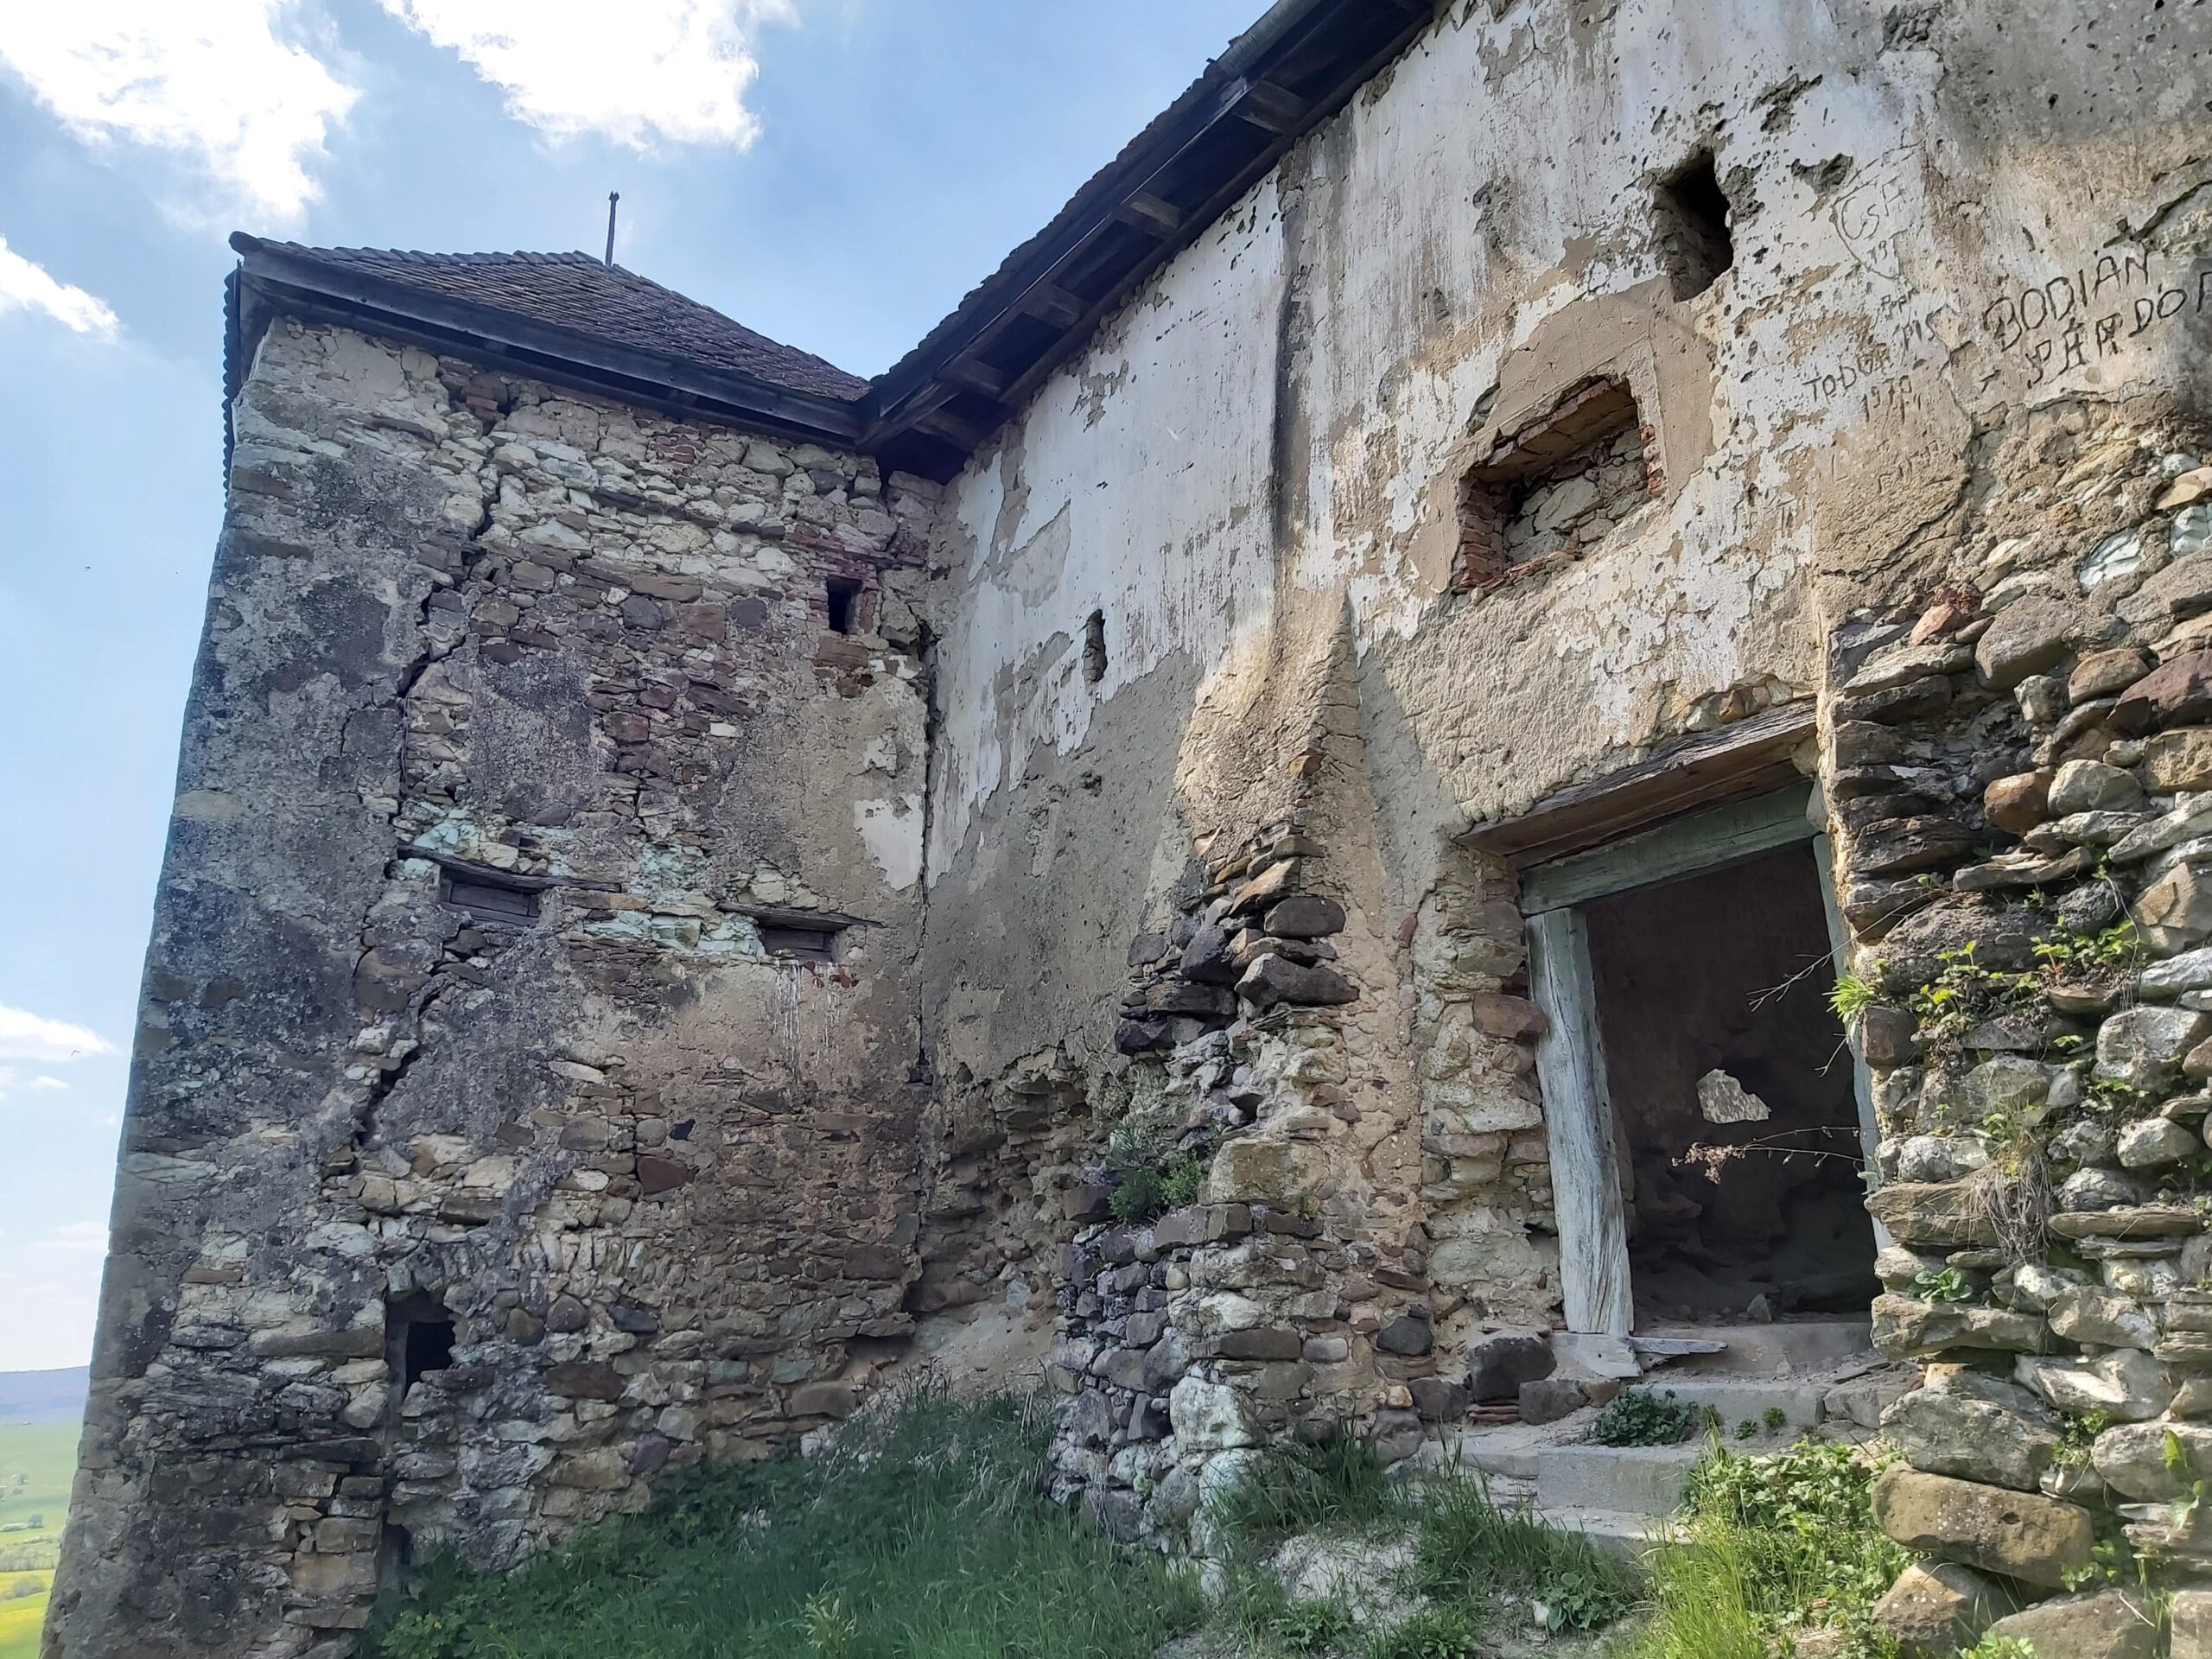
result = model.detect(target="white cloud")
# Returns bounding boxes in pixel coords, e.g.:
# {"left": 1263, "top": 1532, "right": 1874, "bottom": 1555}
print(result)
{"left": 0, "top": 1, "right": 359, "bottom": 220}
{"left": 0, "top": 1006, "right": 116, "bottom": 1065}
{"left": 0, "top": 237, "right": 118, "bottom": 339}
{"left": 380, "top": 0, "right": 795, "bottom": 150}
{"left": 28, "top": 1076, "right": 68, "bottom": 1091}
{"left": 0, "top": 1253, "right": 103, "bottom": 1368}
{"left": 37, "top": 1222, "right": 108, "bottom": 1255}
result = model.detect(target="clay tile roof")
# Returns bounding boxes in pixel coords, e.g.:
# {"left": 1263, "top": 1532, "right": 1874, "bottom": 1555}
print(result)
{"left": 242, "top": 240, "right": 868, "bottom": 404}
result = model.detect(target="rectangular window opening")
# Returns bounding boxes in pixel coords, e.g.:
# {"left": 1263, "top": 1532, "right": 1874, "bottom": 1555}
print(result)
{"left": 1457, "top": 378, "right": 1649, "bottom": 589}
{"left": 825, "top": 577, "right": 862, "bottom": 635}
{"left": 1656, "top": 149, "right": 1734, "bottom": 301}
{"left": 759, "top": 924, "right": 841, "bottom": 963}
{"left": 441, "top": 870, "right": 540, "bottom": 924}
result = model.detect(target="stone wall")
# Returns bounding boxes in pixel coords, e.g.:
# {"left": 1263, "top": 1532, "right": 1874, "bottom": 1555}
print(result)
{"left": 1824, "top": 407, "right": 2212, "bottom": 1644}
{"left": 48, "top": 320, "right": 939, "bottom": 1658}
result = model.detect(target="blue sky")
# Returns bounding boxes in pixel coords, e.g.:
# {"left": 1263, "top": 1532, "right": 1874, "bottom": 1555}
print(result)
{"left": 0, "top": 0, "right": 1255, "bottom": 1372}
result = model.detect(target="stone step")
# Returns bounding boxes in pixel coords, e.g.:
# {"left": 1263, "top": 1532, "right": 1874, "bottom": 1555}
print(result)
{"left": 1632, "top": 1378, "right": 1829, "bottom": 1433}
{"left": 1532, "top": 1504, "right": 1665, "bottom": 1561}
{"left": 1535, "top": 1442, "right": 1707, "bottom": 1516}
{"left": 1428, "top": 1432, "right": 1541, "bottom": 1482}
{"left": 1631, "top": 1320, "right": 1873, "bottom": 1377}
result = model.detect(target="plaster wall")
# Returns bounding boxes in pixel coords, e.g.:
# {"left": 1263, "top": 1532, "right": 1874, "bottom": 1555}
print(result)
{"left": 919, "top": 0, "right": 2212, "bottom": 1548}
{"left": 925, "top": 0, "right": 2212, "bottom": 1084}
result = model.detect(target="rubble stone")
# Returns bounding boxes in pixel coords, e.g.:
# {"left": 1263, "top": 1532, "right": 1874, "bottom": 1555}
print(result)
{"left": 1982, "top": 1591, "right": 2157, "bottom": 1658}
{"left": 1870, "top": 1466, "right": 2094, "bottom": 1587}
{"left": 1880, "top": 1372, "right": 2063, "bottom": 1491}
{"left": 1871, "top": 1560, "right": 2000, "bottom": 1659}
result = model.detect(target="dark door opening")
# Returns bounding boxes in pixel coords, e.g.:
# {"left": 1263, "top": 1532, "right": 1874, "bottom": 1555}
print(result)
{"left": 1580, "top": 843, "right": 1876, "bottom": 1325}
{"left": 387, "top": 1291, "right": 455, "bottom": 1394}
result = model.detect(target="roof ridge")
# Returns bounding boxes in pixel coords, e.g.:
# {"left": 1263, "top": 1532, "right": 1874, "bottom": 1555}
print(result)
{"left": 236, "top": 233, "right": 868, "bottom": 404}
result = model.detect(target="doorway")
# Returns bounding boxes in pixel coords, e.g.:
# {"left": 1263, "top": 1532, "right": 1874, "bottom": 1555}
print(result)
{"left": 1522, "top": 788, "right": 1878, "bottom": 1335}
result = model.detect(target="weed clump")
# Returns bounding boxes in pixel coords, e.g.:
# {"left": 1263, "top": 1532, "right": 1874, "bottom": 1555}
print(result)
{"left": 1591, "top": 1388, "right": 1711, "bottom": 1447}
{"left": 1408, "top": 1462, "right": 1637, "bottom": 1636}
{"left": 1207, "top": 1439, "right": 1637, "bottom": 1652}
{"left": 1211, "top": 1432, "right": 1402, "bottom": 1546}
{"left": 1619, "top": 1438, "right": 1905, "bottom": 1658}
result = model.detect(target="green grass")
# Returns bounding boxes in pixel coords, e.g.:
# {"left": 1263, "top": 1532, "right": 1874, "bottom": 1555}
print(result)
{"left": 369, "top": 1390, "right": 1203, "bottom": 1659}
{"left": 0, "top": 1586, "right": 47, "bottom": 1659}
{"left": 0, "top": 1421, "right": 75, "bottom": 1535}
{"left": 366, "top": 1399, "right": 1910, "bottom": 1659}
{"left": 1206, "top": 1437, "right": 1637, "bottom": 1656}
{"left": 1406, "top": 1460, "right": 1637, "bottom": 1641}
{"left": 0, "top": 1418, "right": 78, "bottom": 1659}
{"left": 1211, "top": 1432, "right": 1403, "bottom": 1547}
{"left": 1611, "top": 1439, "right": 1906, "bottom": 1659}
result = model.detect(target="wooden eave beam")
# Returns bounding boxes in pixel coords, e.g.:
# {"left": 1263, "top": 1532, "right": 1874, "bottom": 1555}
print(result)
{"left": 1117, "top": 192, "right": 1185, "bottom": 236}
{"left": 1466, "top": 702, "right": 1818, "bottom": 868}
{"left": 1232, "top": 79, "right": 1311, "bottom": 135}
{"left": 915, "top": 406, "right": 989, "bottom": 451}
{"left": 863, "top": 0, "right": 1438, "bottom": 466}
{"left": 940, "top": 358, "right": 1009, "bottom": 398}
{"left": 1016, "top": 283, "right": 1089, "bottom": 330}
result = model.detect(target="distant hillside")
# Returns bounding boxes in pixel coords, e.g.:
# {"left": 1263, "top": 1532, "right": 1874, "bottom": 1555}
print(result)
{"left": 0, "top": 1371, "right": 87, "bottom": 1426}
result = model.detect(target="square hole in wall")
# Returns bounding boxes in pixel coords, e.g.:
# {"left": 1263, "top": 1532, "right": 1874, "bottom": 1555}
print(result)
{"left": 1655, "top": 149, "right": 1734, "bottom": 301}
{"left": 1456, "top": 378, "right": 1652, "bottom": 590}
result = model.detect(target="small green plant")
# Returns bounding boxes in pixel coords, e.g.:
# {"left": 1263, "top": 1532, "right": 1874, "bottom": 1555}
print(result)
{"left": 2166, "top": 1429, "right": 2208, "bottom": 1528}
{"left": 1213, "top": 1559, "right": 1294, "bottom": 1643}
{"left": 2033, "top": 919, "right": 2141, "bottom": 978}
{"left": 1364, "top": 1605, "right": 1485, "bottom": 1659}
{"left": 2060, "top": 1521, "right": 2141, "bottom": 1592}
{"left": 376, "top": 1612, "right": 463, "bottom": 1659}
{"left": 1162, "top": 1150, "right": 1205, "bottom": 1207}
{"left": 1592, "top": 1388, "right": 1708, "bottom": 1447}
{"left": 1106, "top": 1130, "right": 1210, "bottom": 1223}
{"left": 1958, "top": 1637, "right": 2034, "bottom": 1659}
{"left": 1907, "top": 941, "right": 2043, "bottom": 1056}
{"left": 2091, "top": 1076, "right": 2148, "bottom": 1109}
{"left": 1912, "top": 1265, "right": 1977, "bottom": 1303}
{"left": 1736, "top": 1418, "right": 1758, "bottom": 1440}
{"left": 1762, "top": 1405, "right": 1788, "bottom": 1434}
{"left": 1405, "top": 1459, "right": 1636, "bottom": 1637}
{"left": 802, "top": 1592, "right": 857, "bottom": 1658}
{"left": 2054, "top": 1408, "right": 2113, "bottom": 1469}
{"left": 1827, "top": 971, "right": 1875, "bottom": 1029}
{"left": 1274, "top": 1597, "right": 1355, "bottom": 1651}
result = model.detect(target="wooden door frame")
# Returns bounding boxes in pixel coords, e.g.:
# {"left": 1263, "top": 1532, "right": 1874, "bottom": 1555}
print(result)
{"left": 1516, "top": 785, "right": 1877, "bottom": 1336}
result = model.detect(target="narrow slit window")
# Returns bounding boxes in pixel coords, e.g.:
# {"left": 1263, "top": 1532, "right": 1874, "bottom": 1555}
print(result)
{"left": 1083, "top": 609, "right": 1107, "bottom": 684}
{"left": 825, "top": 577, "right": 862, "bottom": 635}
{"left": 1655, "top": 149, "right": 1734, "bottom": 300}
